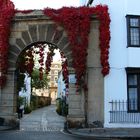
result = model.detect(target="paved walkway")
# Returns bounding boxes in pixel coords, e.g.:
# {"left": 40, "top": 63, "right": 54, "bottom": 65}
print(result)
{"left": 20, "top": 105, "right": 65, "bottom": 131}
{"left": 20, "top": 105, "right": 140, "bottom": 139}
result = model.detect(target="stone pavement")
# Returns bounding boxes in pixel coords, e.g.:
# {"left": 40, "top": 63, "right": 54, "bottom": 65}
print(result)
{"left": 68, "top": 128, "right": 140, "bottom": 139}
{"left": 20, "top": 104, "right": 65, "bottom": 131}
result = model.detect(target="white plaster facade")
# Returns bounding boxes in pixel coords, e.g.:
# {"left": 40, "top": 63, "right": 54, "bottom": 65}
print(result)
{"left": 80, "top": 0, "right": 140, "bottom": 128}
{"left": 57, "top": 71, "right": 66, "bottom": 98}
{"left": 19, "top": 73, "right": 31, "bottom": 106}
{"left": 57, "top": 71, "right": 76, "bottom": 98}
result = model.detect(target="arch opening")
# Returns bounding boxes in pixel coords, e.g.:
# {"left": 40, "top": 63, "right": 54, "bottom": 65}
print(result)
{"left": 15, "top": 41, "right": 70, "bottom": 130}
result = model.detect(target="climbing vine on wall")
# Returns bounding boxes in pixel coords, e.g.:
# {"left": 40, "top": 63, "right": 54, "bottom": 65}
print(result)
{"left": 0, "top": 0, "right": 15, "bottom": 88}
{"left": 60, "top": 51, "right": 69, "bottom": 89}
{"left": 44, "top": 5, "right": 111, "bottom": 87}
{"left": 17, "top": 43, "right": 69, "bottom": 88}
{"left": 45, "top": 46, "right": 56, "bottom": 75}
{"left": 0, "top": 1, "right": 110, "bottom": 88}
{"left": 18, "top": 43, "right": 57, "bottom": 81}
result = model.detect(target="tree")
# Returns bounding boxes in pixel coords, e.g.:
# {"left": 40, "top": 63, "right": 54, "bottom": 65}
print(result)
{"left": 17, "top": 72, "right": 25, "bottom": 92}
{"left": 31, "top": 68, "right": 49, "bottom": 89}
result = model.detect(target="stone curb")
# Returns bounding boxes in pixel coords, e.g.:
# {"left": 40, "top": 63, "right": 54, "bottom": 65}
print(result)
{"left": 66, "top": 129, "right": 140, "bottom": 139}
{"left": 0, "top": 125, "right": 19, "bottom": 131}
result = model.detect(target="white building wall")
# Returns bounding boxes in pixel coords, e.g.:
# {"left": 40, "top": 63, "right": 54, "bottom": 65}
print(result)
{"left": 19, "top": 74, "right": 31, "bottom": 106}
{"left": 57, "top": 72, "right": 66, "bottom": 98}
{"left": 81, "top": 0, "right": 140, "bottom": 127}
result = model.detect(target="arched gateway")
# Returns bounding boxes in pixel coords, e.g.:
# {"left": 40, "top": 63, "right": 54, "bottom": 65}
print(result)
{"left": 0, "top": 10, "right": 105, "bottom": 127}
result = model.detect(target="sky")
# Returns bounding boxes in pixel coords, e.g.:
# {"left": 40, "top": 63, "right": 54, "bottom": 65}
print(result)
{"left": 11, "top": 0, "right": 80, "bottom": 10}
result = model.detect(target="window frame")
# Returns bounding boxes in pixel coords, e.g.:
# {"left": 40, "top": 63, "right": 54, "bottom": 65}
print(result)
{"left": 126, "top": 67, "right": 140, "bottom": 113}
{"left": 126, "top": 15, "right": 140, "bottom": 47}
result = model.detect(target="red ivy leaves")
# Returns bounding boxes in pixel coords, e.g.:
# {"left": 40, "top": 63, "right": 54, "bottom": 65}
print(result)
{"left": 38, "top": 44, "right": 44, "bottom": 80}
{"left": 0, "top": 4, "right": 110, "bottom": 88}
{"left": 44, "top": 5, "right": 111, "bottom": 86}
{"left": 0, "top": 0, "right": 15, "bottom": 88}
{"left": 93, "top": 5, "right": 111, "bottom": 76}
{"left": 25, "top": 49, "right": 34, "bottom": 75}
{"left": 0, "top": 75, "right": 6, "bottom": 88}
{"left": 60, "top": 52, "right": 69, "bottom": 88}
{"left": 18, "top": 44, "right": 56, "bottom": 81}
{"left": 45, "top": 47, "right": 55, "bottom": 75}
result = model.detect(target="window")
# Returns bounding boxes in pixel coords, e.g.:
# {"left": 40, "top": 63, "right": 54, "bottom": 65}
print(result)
{"left": 55, "top": 77, "right": 58, "bottom": 82}
{"left": 126, "top": 68, "right": 140, "bottom": 112}
{"left": 54, "top": 70, "right": 58, "bottom": 75}
{"left": 127, "top": 15, "right": 140, "bottom": 47}
{"left": 51, "top": 70, "right": 54, "bottom": 74}
{"left": 54, "top": 65, "right": 58, "bottom": 68}
{"left": 51, "top": 76, "right": 54, "bottom": 81}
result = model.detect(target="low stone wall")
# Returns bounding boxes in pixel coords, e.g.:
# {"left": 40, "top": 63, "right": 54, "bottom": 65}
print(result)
{"left": 31, "top": 95, "right": 51, "bottom": 109}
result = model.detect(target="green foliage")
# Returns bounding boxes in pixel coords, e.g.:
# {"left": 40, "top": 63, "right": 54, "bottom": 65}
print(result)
{"left": 31, "top": 68, "right": 49, "bottom": 89}
{"left": 17, "top": 96, "right": 25, "bottom": 107}
{"left": 56, "top": 98, "right": 62, "bottom": 115}
{"left": 56, "top": 98, "right": 68, "bottom": 116}
{"left": 38, "top": 98, "right": 46, "bottom": 108}
{"left": 45, "top": 97, "right": 51, "bottom": 106}
{"left": 30, "top": 95, "right": 51, "bottom": 109}
{"left": 17, "top": 73, "right": 25, "bottom": 92}
{"left": 24, "top": 106, "right": 32, "bottom": 114}
{"left": 30, "top": 95, "right": 39, "bottom": 110}
{"left": 63, "top": 104, "right": 68, "bottom": 116}
{"left": 16, "top": 51, "right": 26, "bottom": 73}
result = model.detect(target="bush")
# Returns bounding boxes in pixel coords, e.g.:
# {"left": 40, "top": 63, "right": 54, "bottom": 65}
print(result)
{"left": 38, "top": 98, "right": 45, "bottom": 108}
{"left": 17, "top": 96, "right": 25, "bottom": 107}
{"left": 56, "top": 98, "right": 68, "bottom": 116}
{"left": 56, "top": 98, "right": 62, "bottom": 115}
{"left": 44, "top": 97, "right": 51, "bottom": 106}
{"left": 31, "top": 95, "right": 38, "bottom": 110}
{"left": 63, "top": 104, "right": 68, "bottom": 116}
{"left": 24, "top": 106, "right": 32, "bottom": 114}
{"left": 30, "top": 95, "right": 52, "bottom": 110}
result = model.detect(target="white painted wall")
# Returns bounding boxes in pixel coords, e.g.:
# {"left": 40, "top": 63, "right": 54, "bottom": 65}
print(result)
{"left": 57, "top": 72, "right": 76, "bottom": 98}
{"left": 57, "top": 71, "right": 66, "bottom": 98}
{"left": 80, "top": 0, "right": 140, "bottom": 128}
{"left": 19, "top": 73, "right": 31, "bottom": 106}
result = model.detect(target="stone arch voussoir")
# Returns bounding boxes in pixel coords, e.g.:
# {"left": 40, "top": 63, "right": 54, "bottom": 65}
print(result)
{"left": 9, "top": 22, "right": 73, "bottom": 70}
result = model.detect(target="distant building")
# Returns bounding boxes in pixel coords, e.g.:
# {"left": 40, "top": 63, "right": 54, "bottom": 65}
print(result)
{"left": 32, "top": 88, "right": 49, "bottom": 97}
{"left": 48, "top": 61, "right": 62, "bottom": 102}
{"left": 32, "top": 61, "right": 62, "bottom": 101}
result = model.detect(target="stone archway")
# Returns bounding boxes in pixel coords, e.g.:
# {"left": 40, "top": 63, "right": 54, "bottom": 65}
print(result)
{"left": 0, "top": 11, "right": 104, "bottom": 127}
{"left": 0, "top": 11, "right": 83, "bottom": 125}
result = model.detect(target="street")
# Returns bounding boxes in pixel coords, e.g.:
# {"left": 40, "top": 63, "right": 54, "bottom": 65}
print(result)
{"left": 20, "top": 104, "right": 65, "bottom": 131}
{"left": 0, "top": 105, "right": 130, "bottom": 140}
{"left": 0, "top": 131, "right": 91, "bottom": 140}
{"left": 0, "top": 105, "right": 91, "bottom": 140}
